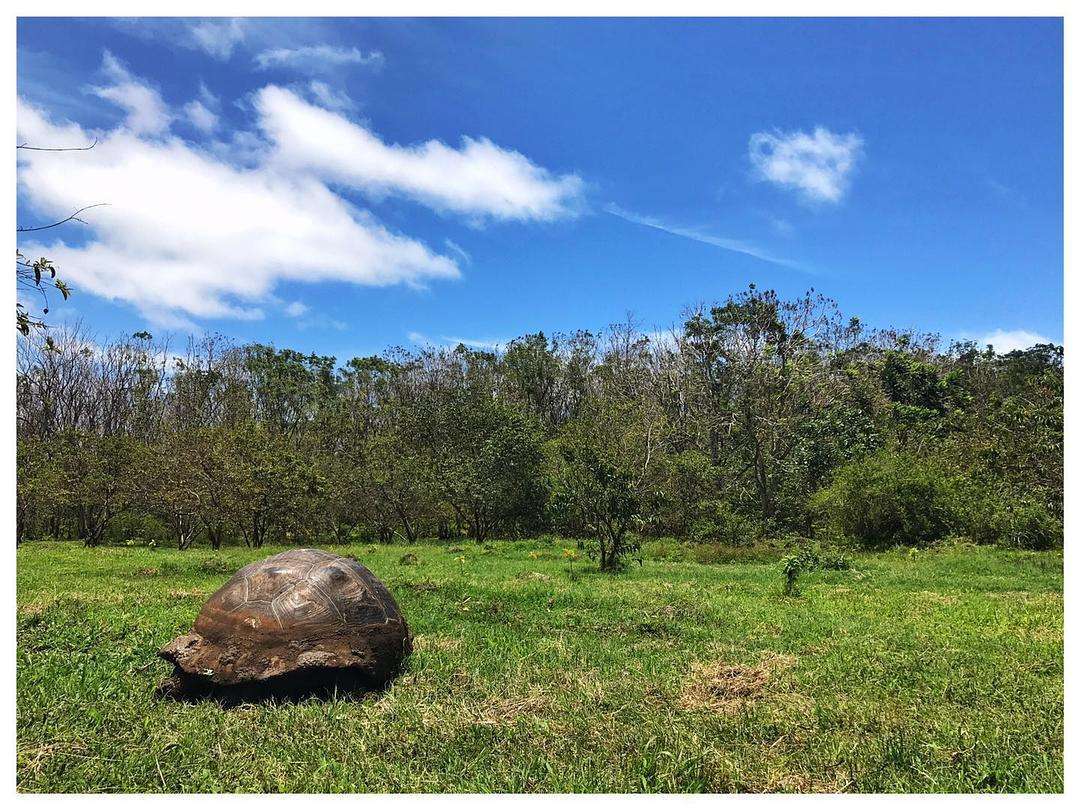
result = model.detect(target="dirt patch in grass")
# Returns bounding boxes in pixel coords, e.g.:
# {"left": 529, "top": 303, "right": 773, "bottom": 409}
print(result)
{"left": 680, "top": 651, "right": 796, "bottom": 713}
{"left": 136, "top": 567, "right": 160, "bottom": 577}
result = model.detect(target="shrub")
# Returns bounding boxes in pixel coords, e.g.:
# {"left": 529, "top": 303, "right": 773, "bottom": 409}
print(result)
{"left": 943, "top": 477, "right": 1062, "bottom": 550}
{"left": 547, "top": 436, "right": 642, "bottom": 572}
{"left": 946, "top": 481, "right": 1008, "bottom": 546}
{"left": 780, "top": 543, "right": 852, "bottom": 596}
{"left": 811, "top": 452, "right": 955, "bottom": 549}
{"left": 997, "top": 499, "right": 1062, "bottom": 550}
{"left": 197, "top": 557, "right": 232, "bottom": 574}
{"left": 781, "top": 552, "right": 812, "bottom": 596}
{"left": 688, "top": 500, "right": 760, "bottom": 546}
{"left": 645, "top": 540, "right": 675, "bottom": 560}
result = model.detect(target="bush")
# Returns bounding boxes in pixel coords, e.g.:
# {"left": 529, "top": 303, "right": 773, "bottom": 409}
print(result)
{"left": 197, "top": 557, "right": 232, "bottom": 574}
{"left": 688, "top": 500, "right": 760, "bottom": 546}
{"left": 780, "top": 543, "right": 851, "bottom": 596}
{"left": 813, "top": 451, "right": 1063, "bottom": 551}
{"left": 691, "top": 543, "right": 782, "bottom": 565}
{"left": 944, "top": 478, "right": 1062, "bottom": 550}
{"left": 811, "top": 452, "right": 955, "bottom": 549}
{"left": 997, "top": 499, "right": 1062, "bottom": 550}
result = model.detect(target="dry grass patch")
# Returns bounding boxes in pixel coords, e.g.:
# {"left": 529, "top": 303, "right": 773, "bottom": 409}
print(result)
{"left": 514, "top": 571, "right": 552, "bottom": 582}
{"left": 473, "top": 690, "right": 554, "bottom": 727}
{"left": 166, "top": 589, "right": 207, "bottom": 600}
{"left": 18, "top": 740, "right": 99, "bottom": 780}
{"left": 17, "top": 602, "right": 48, "bottom": 618}
{"left": 412, "top": 634, "right": 462, "bottom": 653}
{"left": 915, "top": 590, "right": 958, "bottom": 605}
{"left": 680, "top": 651, "right": 796, "bottom": 713}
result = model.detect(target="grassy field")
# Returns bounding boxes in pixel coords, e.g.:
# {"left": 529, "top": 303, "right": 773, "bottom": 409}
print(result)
{"left": 16, "top": 539, "right": 1063, "bottom": 793}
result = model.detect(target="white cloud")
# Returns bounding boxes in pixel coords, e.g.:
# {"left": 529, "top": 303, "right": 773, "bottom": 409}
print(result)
{"left": 89, "top": 51, "right": 171, "bottom": 135}
{"left": 254, "top": 45, "right": 384, "bottom": 73}
{"left": 255, "top": 86, "right": 584, "bottom": 222}
{"left": 109, "top": 18, "right": 245, "bottom": 62}
{"left": 183, "top": 100, "right": 218, "bottom": 133}
{"left": 408, "top": 331, "right": 505, "bottom": 351}
{"left": 443, "top": 239, "right": 471, "bottom": 264}
{"left": 749, "top": 126, "right": 863, "bottom": 204}
{"left": 189, "top": 19, "right": 245, "bottom": 60}
{"left": 17, "top": 98, "right": 459, "bottom": 326}
{"left": 305, "top": 80, "right": 355, "bottom": 111}
{"left": 284, "top": 301, "right": 310, "bottom": 318}
{"left": 645, "top": 328, "right": 680, "bottom": 351}
{"left": 183, "top": 83, "right": 222, "bottom": 133}
{"left": 604, "top": 203, "right": 802, "bottom": 270}
{"left": 17, "top": 57, "right": 582, "bottom": 328}
{"left": 443, "top": 335, "right": 506, "bottom": 350}
{"left": 977, "top": 329, "right": 1055, "bottom": 354}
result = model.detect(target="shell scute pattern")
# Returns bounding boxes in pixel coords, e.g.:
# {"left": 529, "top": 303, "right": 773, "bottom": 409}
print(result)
{"left": 160, "top": 548, "right": 412, "bottom": 691}
{"left": 214, "top": 550, "right": 391, "bottom": 635}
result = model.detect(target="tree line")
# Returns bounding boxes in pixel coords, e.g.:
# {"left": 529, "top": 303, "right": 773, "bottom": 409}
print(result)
{"left": 16, "top": 286, "right": 1063, "bottom": 568}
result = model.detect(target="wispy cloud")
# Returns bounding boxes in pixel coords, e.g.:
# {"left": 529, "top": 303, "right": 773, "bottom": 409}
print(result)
{"left": 408, "top": 331, "right": 506, "bottom": 351}
{"left": 604, "top": 204, "right": 803, "bottom": 271}
{"left": 189, "top": 18, "right": 246, "bottom": 60}
{"left": 110, "top": 18, "right": 247, "bottom": 62}
{"left": 182, "top": 82, "right": 221, "bottom": 134}
{"left": 284, "top": 301, "right": 310, "bottom": 318}
{"left": 295, "top": 315, "right": 348, "bottom": 332}
{"left": 89, "top": 51, "right": 171, "bottom": 135}
{"left": 767, "top": 215, "right": 794, "bottom": 237}
{"left": 305, "top": 80, "right": 355, "bottom": 111}
{"left": 749, "top": 126, "right": 863, "bottom": 204}
{"left": 443, "top": 239, "right": 471, "bottom": 264}
{"left": 254, "top": 44, "right": 384, "bottom": 74}
{"left": 183, "top": 85, "right": 219, "bottom": 133}
{"left": 183, "top": 100, "right": 217, "bottom": 132}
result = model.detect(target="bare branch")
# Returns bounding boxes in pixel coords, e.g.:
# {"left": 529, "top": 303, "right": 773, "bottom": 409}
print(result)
{"left": 17, "top": 204, "right": 109, "bottom": 233}
{"left": 17, "top": 139, "right": 99, "bottom": 152}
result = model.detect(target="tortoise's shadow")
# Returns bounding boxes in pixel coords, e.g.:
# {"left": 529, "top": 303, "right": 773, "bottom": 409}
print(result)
{"left": 156, "top": 666, "right": 398, "bottom": 708}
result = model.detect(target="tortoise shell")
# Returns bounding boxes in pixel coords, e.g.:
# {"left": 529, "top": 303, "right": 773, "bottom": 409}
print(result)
{"left": 159, "top": 549, "right": 411, "bottom": 691}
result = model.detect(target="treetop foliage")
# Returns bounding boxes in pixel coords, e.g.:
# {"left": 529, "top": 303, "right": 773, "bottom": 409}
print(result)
{"left": 16, "top": 286, "right": 1063, "bottom": 564}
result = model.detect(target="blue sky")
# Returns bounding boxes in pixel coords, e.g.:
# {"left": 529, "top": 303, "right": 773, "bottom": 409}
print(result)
{"left": 17, "top": 17, "right": 1063, "bottom": 357}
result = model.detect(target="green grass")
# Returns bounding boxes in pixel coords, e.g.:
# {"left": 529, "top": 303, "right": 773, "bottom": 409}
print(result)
{"left": 17, "top": 539, "right": 1063, "bottom": 793}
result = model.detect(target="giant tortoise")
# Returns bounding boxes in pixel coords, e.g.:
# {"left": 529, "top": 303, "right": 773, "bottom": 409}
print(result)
{"left": 159, "top": 548, "right": 412, "bottom": 700}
